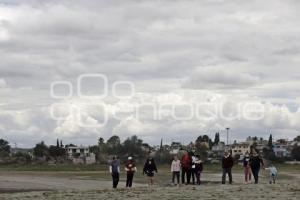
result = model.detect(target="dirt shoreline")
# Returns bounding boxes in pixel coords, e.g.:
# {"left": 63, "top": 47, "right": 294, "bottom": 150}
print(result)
{"left": 0, "top": 173, "right": 299, "bottom": 199}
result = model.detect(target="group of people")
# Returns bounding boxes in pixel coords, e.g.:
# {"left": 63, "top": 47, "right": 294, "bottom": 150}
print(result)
{"left": 172, "top": 152, "right": 203, "bottom": 186}
{"left": 109, "top": 156, "right": 158, "bottom": 189}
{"left": 222, "top": 150, "right": 277, "bottom": 184}
{"left": 109, "top": 150, "right": 277, "bottom": 189}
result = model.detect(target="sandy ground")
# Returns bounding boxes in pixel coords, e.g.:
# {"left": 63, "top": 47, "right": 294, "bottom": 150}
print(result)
{"left": 0, "top": 172, "right": 299, "bottom": 200}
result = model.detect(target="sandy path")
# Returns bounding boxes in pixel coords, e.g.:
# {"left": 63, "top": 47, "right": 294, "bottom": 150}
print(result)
{"left": 0, "top": 175, "right": 145, "bottom": 192}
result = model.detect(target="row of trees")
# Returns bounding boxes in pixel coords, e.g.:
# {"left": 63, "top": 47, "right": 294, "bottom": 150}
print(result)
{"left": 33, "top": 139, "right": 66, "bottom": 159}
{"left": 1, "top": 134, "right": 300, "bottom": 164}
{"left": 90, "top": 135, "right": 148, "bottom": 163}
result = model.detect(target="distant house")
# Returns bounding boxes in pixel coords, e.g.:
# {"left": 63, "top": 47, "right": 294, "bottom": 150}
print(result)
{"left": 231, "top": 142, "right": 251, "bottom": 157}
{"left": 65, "top": 145, "right": 96, "bottom": 164}
{"left": 170, "top": 142, "right": 181, "bottom": 155}
{"left": 211, "top": 142, "right": 225, "bottom": 157}
{"left": 273, "top": 144, "right": 291, "bottom": 158}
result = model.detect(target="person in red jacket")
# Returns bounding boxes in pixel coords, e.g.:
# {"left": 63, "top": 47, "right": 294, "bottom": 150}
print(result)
{"left": 181, "top": 151, "right": 192, "bottom": 185}
{"left": 221, "top": 151, "right": 234, "bottom": 184}
{"left": 125, "top": 157, "right": 137, "bottom": 188}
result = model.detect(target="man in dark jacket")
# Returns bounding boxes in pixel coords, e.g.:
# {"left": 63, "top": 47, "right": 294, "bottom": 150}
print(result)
{"left": 143, "top": 156, "right": 158, "bottom": 187}
{"left": 109, "top": 156, "right": 120, "bottom": 189}
{"left": 250, "top": 151, "right": 264, "bottom": 184}
{"left": 222, "top": 152, "right": 234, "bottom": 184}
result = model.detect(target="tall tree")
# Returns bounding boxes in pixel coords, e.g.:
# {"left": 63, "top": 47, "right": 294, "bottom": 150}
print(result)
{"left": 56, "top": 139, "right": 59, "bottom": 148}
{"left": 268, "top": 134, "right": 273, "bottom": 148}
{"left": 214, "top": 132, "right": 220, "bottom": 145}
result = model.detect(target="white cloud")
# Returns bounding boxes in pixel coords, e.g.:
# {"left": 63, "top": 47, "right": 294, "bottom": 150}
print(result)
{"left": 183, "top": 66, "right": 260, "bottom": 89}
{"left": 0, "top": 0, "right": 300, "bottom": 147}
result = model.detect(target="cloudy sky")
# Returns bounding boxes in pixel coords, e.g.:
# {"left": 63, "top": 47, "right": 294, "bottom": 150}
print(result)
{"left": 0, "top": 0, "right": 300, "bottom": 148}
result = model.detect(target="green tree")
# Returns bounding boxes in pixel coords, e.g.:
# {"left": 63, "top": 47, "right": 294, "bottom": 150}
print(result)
{"left": 0, "top": 138, "right": 10, "bottom": 157}
{"left": 56, "top": 139, "right": 59, "bottom": 148}
{"left": 49, "top": 145, "right": 65, "bottom": 158}
{"left": 121, "top": 135, "right": 144, "bottom": 159}
{"left": 33, "top": 141, "right": 49, "bottom": 158}
{"left": 291, "top": 146, "right": 300, "bottom": 161}
{"left": 106, "top": 135, "right": 121, "bottom": 155}
{"left": 214, "top": 132, "right": 220, "bottom": 145}
{"left": 293, "top": 135, "right": 300, "bottom": 142}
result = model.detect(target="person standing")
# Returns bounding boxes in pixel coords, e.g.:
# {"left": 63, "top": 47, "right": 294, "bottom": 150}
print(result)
{"left": 222, "top": 152, "right": 234, "bottom": 184}
{"left": 191, "top": 154, "right": 197, "bottom": 185}
{"left": 181, "top": 151, "right": 192, "bottom": 185}
{"left": 250, "top": 151, "right": 264, "bottom": 184}
{"left": 194, "top": 155, "right": 203, "bottom": 185}
{"left": 265, "top": 164, "right": 278, "bottom": 184}
{"left": 143, "top": 156, "right": 158, "bottom": 187}
{"left": 125, "top": 157, "right": 137, "bottom": 188}
{"left": 109, "top": 156, "right": 120, "bottom": 189}
{"left": 243, "top": 151, "right": 252, "bottom": 184}
{"left": 171, "top": 155, "right": 181, "bottom": 186}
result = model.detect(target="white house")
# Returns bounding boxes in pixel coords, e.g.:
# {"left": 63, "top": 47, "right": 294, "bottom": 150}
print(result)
{"left": 65, "top": 145, "right": 96, "bottom": 164}
{"left": 273, "top": 144, "right": 290, "bottom": 158}
{"left": 231, "top": 142, "right": 251, "bottom": 157}
{"left": 211, "top": 142, "right": 226, "bottom": 157}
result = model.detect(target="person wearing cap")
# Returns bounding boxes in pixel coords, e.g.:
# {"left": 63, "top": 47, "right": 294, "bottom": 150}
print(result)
{"left": 221, "top": 151, "right": 234, "bottom": 184}
{"left": 109, "top": 156, "right": 120, "bottom": 189}
{"left": 125, "top": 156, "right": 137, "bottom": 188}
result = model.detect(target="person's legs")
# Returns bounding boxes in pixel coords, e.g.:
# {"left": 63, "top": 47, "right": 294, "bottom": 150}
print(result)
{"left": 228, "top": 168, "right": 232, "bottom": 184}
{"left": 248, "top": 167, "right": 252, "bottom": 181}
{"left": 191, "top": 169, "right": 195, "bottom": 184}
{"left": 256, "top": 168, "right": 260, "bottom": 184}
{"left": 112, "top": 173, "right": 116, "bottom": 188}
{"left": 112, "top": 172, "right": 119, "bottom": 188}
{"left": 252, "top": 167, "right": 259, "bottom": 184}
{"left": 222, "top": 168, "right": 227, "bottom": 184}
{"left": 196, "top": 172, "right": 201, "bottom": 185}
{"left": 187, "top": 169, "right": 191, "bottom": 184}
{"left": 272, "top": 174, "right": 276, "bottom": 184}
{"left": 126, "top": 173, "right": 130, "bottom": 187}
{"left": 176, "top": 172, "right": 180, "bottom": 185}
{"left": 181, "top": 168, "right": 186, "bottom": 184}
{"left": 172, "top": 172, "right": 176, "bottom": 184}
{"left": 244, "top": 167, "right": 248, "bottom": 182}
{"left": 128, "top": 173, "right": 134, "bottom": 187}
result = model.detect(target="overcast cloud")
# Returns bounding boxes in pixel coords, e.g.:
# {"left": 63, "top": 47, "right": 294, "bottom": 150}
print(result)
{"left": 0, "top": 0, "right": 300, "bottom": 147}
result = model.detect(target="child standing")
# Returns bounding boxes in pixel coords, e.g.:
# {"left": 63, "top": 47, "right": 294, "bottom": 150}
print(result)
{"left": 171, "top": 155, "right": 181, "bottom": 186}
{"left": 265, "top": 165, "right": 278, "bottom": 184}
